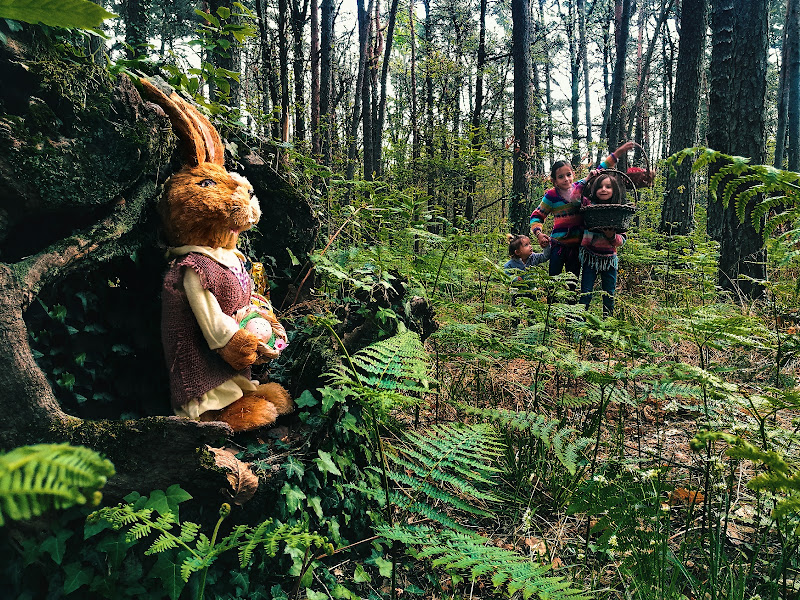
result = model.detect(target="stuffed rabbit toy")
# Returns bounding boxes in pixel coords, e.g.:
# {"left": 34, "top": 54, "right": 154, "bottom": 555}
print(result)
{"left": 140, "top": 77, "right": 292, "bottom": 432}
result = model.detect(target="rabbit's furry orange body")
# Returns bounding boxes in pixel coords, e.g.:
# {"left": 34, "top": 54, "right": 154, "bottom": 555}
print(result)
{"left": 142, "top": 78, "right": 292, "bottom": 432}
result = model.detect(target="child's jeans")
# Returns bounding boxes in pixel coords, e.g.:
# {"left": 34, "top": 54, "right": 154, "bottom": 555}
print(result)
{"left": 549, "top": 243, "right": 581, "bottom": 301}
{"left": 580, "top": 265, "right": 617, "bottom": 317}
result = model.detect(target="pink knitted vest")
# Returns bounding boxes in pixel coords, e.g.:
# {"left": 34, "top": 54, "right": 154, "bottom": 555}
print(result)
{"left": 161, "top": 253, "right": 252, "bottom": 410}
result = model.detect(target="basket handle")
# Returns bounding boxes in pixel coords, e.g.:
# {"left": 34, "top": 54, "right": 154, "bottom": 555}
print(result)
{"left": 585, "top": 167, "right": 639, "bottom": 205}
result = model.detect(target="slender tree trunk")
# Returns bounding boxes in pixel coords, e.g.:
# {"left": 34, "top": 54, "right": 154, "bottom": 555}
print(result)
{"left": 345, "top": 0, "right": 374, "bottom": 184}
{"left": 423, "top": 0, "right": 435, "bottom": 209}
{"left": 256, "top": 0, "right": 281, "bottom": 139}
{"left": 511, "top": 0, "right": 532, "bottom": 234}
{"left": 409, "top": 0, "right": 420, "bottom": 164}
{"left": 278, "top": 0, "right": 291, "bottom": 142}
{"left": 124, "top": 0, "right": 149, "bottom": 59}
{"left": 625, "top": 0, "right": 673, "bottom": 142}
{"left": 607, "top": 0, "right": 631, "bottom": 151}
{"left": 208, "top": 0, "right": 241, "bottom": 107}
{"left": 598, "top": 2, "right": 613, "bottom": 164}
{"left": 578, "top": 0, "right": 591, "bottom": 150}
{"left": 786, "top": 0, "right": 800, "bottom": 170}
{"left": 659, "top": 0, "right": 708, "bottom": 235}
{"left": 567, "top": 0, "right": 581, "bottom": 166}
{"left": 775, "top": 5, "right": 791, "bottom": 170}
{"left": 321, "top": 0, "right": 334, "bottom": 167}
{"left": 539, "top": 0, "right": 554, "bottom": 162}
{"left": 465, "top": 0, "right": 487, "bottom": 222}
{"left": 376, "top": 0, "right": 401, "bottom": 177}
{"left": 311, "top": 0, "right": 321, "bottom": 157}
{"left": 291, "top": 0, "right": 309, "bottom": 144}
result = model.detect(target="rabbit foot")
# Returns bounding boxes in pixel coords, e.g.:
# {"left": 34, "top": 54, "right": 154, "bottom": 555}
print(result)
{"left": 199, "top": 394, "right": 278, "bottom": 432}
{"left": 254, "top": 383, "right": 293, "bottom": 416}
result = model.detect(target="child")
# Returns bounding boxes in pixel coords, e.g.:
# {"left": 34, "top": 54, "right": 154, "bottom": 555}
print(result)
{"left": 579, "top": 173, "right": 626, "bottom": 317}
{"left": 529, "top": 141, "right": 635, "bottom": 286}
{"left": 503, "top": 234, "right": 550, "bottom": 271}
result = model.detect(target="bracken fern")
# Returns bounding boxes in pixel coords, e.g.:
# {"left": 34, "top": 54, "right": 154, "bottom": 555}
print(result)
{"left": 0, "top": 443, "right": 114, "bottom": 525}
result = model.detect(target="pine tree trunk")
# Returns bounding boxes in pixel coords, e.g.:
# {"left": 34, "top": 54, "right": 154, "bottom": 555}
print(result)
{"left": 320, "top": 0, "right": 334, "bottom": 167}
{"left": 376, "top": 0, "right": 401, "bottom": 178}
{"left": 786, "top": 0, "right": 800, "bottom": 170}
{"left": 466, "top": 0, "right": 487, "bottom": 222}
{"left": 708, "top": 0, "right": 768, "bottom": 299}
{"left": 511, "top": 0, "right": 532, "bottom": 234}
{"left": 659, "top": 0, "right": 708, "bottom": 235}
{"left": 607, "top": 0, "right": 631, "bottom": 150}
{"left": 124, "top": 0, "right": 149, "bottom": 59}
{"left": 311, "top": 0, "right": 321, "bottom": 157}
{"left": 578, "top": 0, "right": 591, "bottom": 149}
{"left": 291, "top": 0, "right": 309, "bottom": 144}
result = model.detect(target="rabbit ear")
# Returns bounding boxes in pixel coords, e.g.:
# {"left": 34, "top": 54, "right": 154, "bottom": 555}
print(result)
{"left": 139, "top": 78, "right": 224, "bottom": 166}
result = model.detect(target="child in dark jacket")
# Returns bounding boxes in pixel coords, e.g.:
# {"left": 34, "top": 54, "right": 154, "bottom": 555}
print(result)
{"left": 503, "top": 234, "right": 551, "bottom": 271}
{"left": 579, "top": 173, "right": 626, "bottom": 317}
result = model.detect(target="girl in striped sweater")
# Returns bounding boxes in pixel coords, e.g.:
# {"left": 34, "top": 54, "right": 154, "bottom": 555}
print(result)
{"left": 529, "top": 142, "right": 634, "bottom": 295}
{"left": 579, "top": 173, "right": 626, "bottom": 317}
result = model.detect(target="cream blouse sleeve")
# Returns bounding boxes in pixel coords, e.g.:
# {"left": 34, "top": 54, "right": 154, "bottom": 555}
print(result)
{"left": 183, "top": 268, "right": 240, "bottom": 350}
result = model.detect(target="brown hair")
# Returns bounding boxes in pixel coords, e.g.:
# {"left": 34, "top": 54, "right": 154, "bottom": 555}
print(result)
{"left": 506, "top": 233, "right": 530, "bottom": 257}
{"left": 588, "top": 173, "right": 622, "bottom": 205}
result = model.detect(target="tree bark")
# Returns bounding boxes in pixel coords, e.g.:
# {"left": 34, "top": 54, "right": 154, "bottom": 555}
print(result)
{"left": 466, "top": 0, "right": 487, "bottom": 222}
{"left": 786, "top": 0, "right": 800, "bottom": 170}
{"left": 707, "top": 0, "right": 768, "bottom": 299}
{"left": 578, "top": 0, "right": 591, "bottom": 149}
{"left": 291, "top": 0, "right": 309, "bottom": 144}
{"left": 375, "top": 0, "right": 401, "bottom": 178}
{"left": 607, "top": 0, "right": 631, "bottom": 151}
{"left": 659, "top": 0, "right": 708, "bottom": 235}
{"left": 511, "top": 0, "right": 532, "bottom": 235}
{"left": 124, "top": 0, "right": 149, "bottom": 59}
{"left": 320, "top": 0, "right": 334, "bottom": 167}
{"left": 345, "top": 0, "right": 375, "bottom": 185}
{"left": 311, "top": 0, "right": 321, "bottom": 157}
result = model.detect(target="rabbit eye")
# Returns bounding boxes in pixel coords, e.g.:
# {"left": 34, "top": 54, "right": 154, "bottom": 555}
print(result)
{"left": 197, "top": 178, "right": 216, "bottom": 188}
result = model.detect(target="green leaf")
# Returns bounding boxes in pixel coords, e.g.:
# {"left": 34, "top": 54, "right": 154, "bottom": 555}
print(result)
{"left": 62, "top": 561, "right": 92, "bottom": 595}
{"left": 306, "top": 589, "right": 329, "bottom": 600}
{"left": 149, "top": 552, "right": 188, "bottom": 600}
{"left": 283, "top": 455, "right": 305, "bottom": 480}
{"left": 40, "top": 529, "right": 73, "bottom": 565}
{"left": 353, "top": 564, "right": 371, "bottom": 583}
{"left": 314, "top": 449, "right": 343, "bottom": 476}
{"left": 307, "top": 495, "right": 323, "bottom": 518}
{"left": 281, "top": 483, "right": 306, "bottom": 514}
{"left": 0, "top": 0, "right": 117, "bottom": 28}
{"left": 295, "top": 389, "right": 318, "bottom": 408}
{"left": 372, "top": 555, "right": 393, "bottom": 578}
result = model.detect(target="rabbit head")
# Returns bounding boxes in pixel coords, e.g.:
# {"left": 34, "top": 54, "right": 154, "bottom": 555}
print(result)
{"left": 140, "top": 78, "right": 261, "bottom": 249}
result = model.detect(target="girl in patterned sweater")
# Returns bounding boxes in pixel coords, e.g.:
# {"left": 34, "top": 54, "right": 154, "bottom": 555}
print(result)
{"left": 530, "top": 142, "right": 634, "bottom": 294}
{"left": 579, "top": 173, "right": 626, "bottom": 317}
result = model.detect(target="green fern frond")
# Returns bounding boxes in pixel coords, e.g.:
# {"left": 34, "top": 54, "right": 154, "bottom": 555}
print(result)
{"left": 179, "top": 521, "right": 201, "bottom": 543}
{"left": 385, "top": 423, "right": 502, "bottom": 522}
{"left": 146, "top": 532, "right": 180, "bottom": 555}
{"left": 350, "top": 330, "right": 435, "bottom": 392}
{"left": 0, "top": 444, "right": 114, "bottom": 525}
{"left": 378, "top": 524, "right": 589, "bottom": 600}
{"left": 462, "top": 405, "right": 589, "bottom": 476}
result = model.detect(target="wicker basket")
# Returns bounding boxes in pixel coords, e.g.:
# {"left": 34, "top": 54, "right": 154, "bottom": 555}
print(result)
{"left": 581, "top": 203, "right": 636, "bottom": 233}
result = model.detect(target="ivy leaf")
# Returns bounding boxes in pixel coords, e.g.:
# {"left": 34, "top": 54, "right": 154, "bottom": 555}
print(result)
{"left": 62, "top": 561, "right": 92, "bottom": 595}
{"left": 353, "top": 564, "right": 371, "bottom": 583}
{"left": 314, "top": 450, "right": 342, "bottom": 477}
{"left": 41, "top": 529, "right": 73, "bottom": 565}
{"left": 148, "top": 552, "right": 188, "bottom": 600}
{"left": 370, "top": 555, "right": 393, "bottom": 578}
{"left": 295, "top": 389, "right": 318, "bottom": 408}
{"left": 95, "top": 532, "right": 134, "bottom": 569}
{"left": 307, "top": 495, "right": 323, "bottom": 519}
{"left": 0, "top": 0, "right": 117, "bottom": 28}
{"left": 281, "top": 483, "right": 307, "bottom": 514}
{"left": 283, "top": 455, "right": 305, "bottom": 481}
